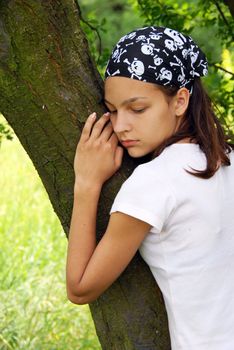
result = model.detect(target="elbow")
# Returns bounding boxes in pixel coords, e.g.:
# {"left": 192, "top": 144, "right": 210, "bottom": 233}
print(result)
{"left": 67, "top": 293, "right": 89, "bottom": 305}
{"left": 66, "top": 287, "right": 96, "bottom": 305}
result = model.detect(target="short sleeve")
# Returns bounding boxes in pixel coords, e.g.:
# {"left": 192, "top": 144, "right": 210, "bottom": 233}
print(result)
{"left": 110, "top": 164, "right": 176, "bottom": 233}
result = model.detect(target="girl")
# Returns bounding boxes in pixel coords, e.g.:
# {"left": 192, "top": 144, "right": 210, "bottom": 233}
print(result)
{"left": 66, "top": 26, "right": 234, "bottom": 349}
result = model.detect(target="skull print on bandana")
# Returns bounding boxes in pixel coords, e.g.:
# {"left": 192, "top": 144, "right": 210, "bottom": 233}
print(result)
{"left": 104, "top": 26, "right": 208, "bottom": 94}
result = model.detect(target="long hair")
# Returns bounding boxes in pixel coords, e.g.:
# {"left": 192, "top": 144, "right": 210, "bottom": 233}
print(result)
{"left": 152, "top": 79, "right": 234, "bottom": 179}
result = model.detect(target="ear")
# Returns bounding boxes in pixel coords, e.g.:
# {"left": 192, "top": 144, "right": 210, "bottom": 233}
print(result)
{"left": 174, "top": 87, "right": 190, "bottom": 117}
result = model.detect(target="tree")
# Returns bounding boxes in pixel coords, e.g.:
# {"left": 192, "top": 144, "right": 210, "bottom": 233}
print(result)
{"left": 0, "top": 1, "right": 170, "bottom": 349}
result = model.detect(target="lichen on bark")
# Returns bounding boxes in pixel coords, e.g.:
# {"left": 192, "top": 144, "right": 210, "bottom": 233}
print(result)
{"left": 0, "top": 1, "right": 170, "bottom": 349}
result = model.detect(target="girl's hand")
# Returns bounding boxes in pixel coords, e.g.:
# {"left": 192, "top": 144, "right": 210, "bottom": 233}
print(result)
{"left": 74, "top": 112, "right": 124, "bottom": 189}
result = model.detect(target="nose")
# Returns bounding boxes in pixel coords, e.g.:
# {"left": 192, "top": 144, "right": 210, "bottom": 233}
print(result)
{"left": 111, "top": 111, "right": 132, "bottom": 134}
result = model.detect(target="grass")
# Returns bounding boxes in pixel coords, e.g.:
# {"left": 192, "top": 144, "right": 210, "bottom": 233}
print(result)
{"left": 0, "top": 120, "right": 101, "bottom": 349}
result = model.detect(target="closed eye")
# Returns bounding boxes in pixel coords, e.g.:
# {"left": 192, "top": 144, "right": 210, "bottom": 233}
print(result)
{"left": 132, "top": 108, "right": 146, "bottom": 114}
{"left": 107, "top": 109, "right": 146, "bottom": 114}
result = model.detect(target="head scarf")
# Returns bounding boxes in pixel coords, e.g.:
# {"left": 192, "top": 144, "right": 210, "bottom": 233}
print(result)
{"left": 104, "top": 26, "right": 208, "bottom": 94}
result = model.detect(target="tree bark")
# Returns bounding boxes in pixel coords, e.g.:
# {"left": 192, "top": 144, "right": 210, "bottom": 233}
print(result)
{"left": 0, "top": 1, "right": 170, "bottom": 349}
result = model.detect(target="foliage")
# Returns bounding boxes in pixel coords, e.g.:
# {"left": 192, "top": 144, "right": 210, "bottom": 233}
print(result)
{"left": 0, "top": 120, "right": 101, "bottom": 350}
{"left": 79, "top": 0, "right": 234, "bottom": 140}
{"left": 0, "top": 117, "right": 13, "bottom": 146}
{"left": 78, "top": 0, "right": 143, "bottom": 74}
{"left": 1, "top": 0, "right": 233, "bottom": 140}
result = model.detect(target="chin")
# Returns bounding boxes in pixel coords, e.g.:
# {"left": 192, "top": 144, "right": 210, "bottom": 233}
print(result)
{"left": 127, "top": 148, "right": 152, "bottom": 158}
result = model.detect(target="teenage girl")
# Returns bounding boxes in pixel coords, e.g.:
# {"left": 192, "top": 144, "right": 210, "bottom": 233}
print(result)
{"left": 66, "top": 26, "right": 234, "bottom": 349}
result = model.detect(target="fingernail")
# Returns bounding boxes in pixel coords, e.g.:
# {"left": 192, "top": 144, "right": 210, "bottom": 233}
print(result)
{"left": 91, "top": 112, "right": 96, "bottom": 119}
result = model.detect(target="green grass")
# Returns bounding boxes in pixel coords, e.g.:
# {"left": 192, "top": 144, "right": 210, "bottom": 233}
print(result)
{"left": 0, "top": 125, "right": 101, "bottom": 349}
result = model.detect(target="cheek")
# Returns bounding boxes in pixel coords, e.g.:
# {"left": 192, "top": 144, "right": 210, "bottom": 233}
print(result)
{"left": 146, "top": 108, "right": 174, "bottom": 135}
{"left": 110, "top": 115, "right": 120, "bottom": 134}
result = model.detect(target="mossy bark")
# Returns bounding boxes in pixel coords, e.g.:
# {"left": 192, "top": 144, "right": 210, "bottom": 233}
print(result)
{"left": 0, "top": 1, "right": 170, "bottom": 349}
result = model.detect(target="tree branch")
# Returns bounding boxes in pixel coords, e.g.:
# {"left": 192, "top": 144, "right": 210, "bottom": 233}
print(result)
{"left": 213, "top": 0, "right": 230, "bottom": 27}
{"left": 210, "top": 62, "right": 234, "bottom": 76}
{"left": 74, "top": 0, "right": 103, "bottom": 63}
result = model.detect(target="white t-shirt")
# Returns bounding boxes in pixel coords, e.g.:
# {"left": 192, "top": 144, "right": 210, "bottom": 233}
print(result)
{"left": 110, "top": 144, "right": 234, "bottom": 350}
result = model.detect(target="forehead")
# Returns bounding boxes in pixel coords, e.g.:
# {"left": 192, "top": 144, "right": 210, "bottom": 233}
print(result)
{"left": 104, "top": 76, "right": 156, "bottom": 100}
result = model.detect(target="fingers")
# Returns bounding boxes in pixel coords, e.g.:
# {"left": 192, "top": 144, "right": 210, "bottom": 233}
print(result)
{"left": 100, "top": 121, "right": 114, "bottom": 141}
{"left": 115, "top": 146, "right": 124, "bottom": 168}
{"left": 79, "top": 112, "right": 97, "bottom": 143}
{"left": 89, "top": 112, "right": 111, "bottom": 140}
{"left": 80, "top": 112, "right": 112, "bottom": 143}
{"left": 108, "top": 132, "right": 119, "bottom": 147}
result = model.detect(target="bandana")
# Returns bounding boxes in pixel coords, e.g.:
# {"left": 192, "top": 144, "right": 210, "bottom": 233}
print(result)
{"left": 104, "top": 26, "right": 208, "bottom": 94}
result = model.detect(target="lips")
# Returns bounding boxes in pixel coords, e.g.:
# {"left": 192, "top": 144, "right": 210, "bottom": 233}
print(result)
{"left": 121, "top": 140, "right": 139, "bottom": 148}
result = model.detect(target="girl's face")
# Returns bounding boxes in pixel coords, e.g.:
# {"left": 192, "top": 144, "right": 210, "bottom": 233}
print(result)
{"left": 104, "top": 76, "right": 184, "bottom": 158}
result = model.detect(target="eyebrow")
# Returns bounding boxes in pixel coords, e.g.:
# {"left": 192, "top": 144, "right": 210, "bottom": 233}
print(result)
{"left": 104, "top": 96, "right": 148, "bottom": 107}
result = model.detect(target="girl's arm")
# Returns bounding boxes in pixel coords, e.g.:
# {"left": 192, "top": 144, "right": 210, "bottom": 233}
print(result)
{"left": 66, "top": 112, "right": 151, "bottom": 305}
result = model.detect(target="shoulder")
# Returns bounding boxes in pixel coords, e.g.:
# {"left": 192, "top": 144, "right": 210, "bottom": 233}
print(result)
{"left": 118, "top": 143, "right": 205, "bottom": 198}
{"left": 117, "top": 149, "right": 177, "bottom": 204}
{"left": 124, "top": 156, "right": 167, "bottom": 189}
{"left": 110, "top": 151, "right": 177, "bottom": 231}
{"left": 131, "top": 143, "right": 203, "bottom": 179}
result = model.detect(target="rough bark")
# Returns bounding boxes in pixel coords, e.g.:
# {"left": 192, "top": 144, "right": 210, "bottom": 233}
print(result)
{"left": 0, "top": 1, "right": 170, "bottom": 349}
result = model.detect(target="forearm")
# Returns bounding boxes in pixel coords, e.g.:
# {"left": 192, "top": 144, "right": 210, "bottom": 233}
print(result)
{"left": 66, "top": 181, "right": 102, "bottom": 301}
{"left": 66, "top": 111, "right": 123, "bottom": 304}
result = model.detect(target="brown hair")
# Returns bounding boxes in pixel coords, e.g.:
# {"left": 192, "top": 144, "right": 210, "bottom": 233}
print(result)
{"left": 152, "top": 79, "right": 234, "bottom": 179}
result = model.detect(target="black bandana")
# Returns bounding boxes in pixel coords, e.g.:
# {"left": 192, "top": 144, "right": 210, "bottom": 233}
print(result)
{"left": 104, "top": 26, "right": 208, "bottom": 94}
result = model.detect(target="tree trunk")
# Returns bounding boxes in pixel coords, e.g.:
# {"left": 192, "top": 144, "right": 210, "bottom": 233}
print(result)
{"left": 0, "top": 1, "right": 170, "bottom": 349}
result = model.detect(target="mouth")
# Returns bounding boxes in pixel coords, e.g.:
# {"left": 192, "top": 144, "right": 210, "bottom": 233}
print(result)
{"left": 120, "top": 140, "right": 139, "bottom": 148}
